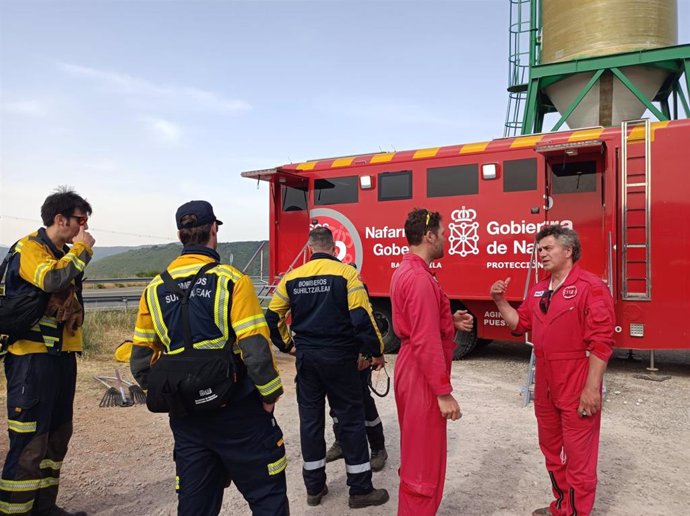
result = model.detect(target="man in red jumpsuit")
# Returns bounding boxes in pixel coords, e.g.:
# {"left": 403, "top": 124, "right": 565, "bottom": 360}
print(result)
{"left": 390, "top": 208, "right": 474, "bottom": 516}
{"left": 490, "top": 224, "right": 615, "bottom": 516}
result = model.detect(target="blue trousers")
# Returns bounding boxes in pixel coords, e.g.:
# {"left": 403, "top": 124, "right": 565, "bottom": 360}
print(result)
{"left": 1, "top": 352, "right": 77, "bottom": 516}
{"left": 170, "top": 389, "right": 289, "bottom": 516}
{"left": 296, "top": 349, "right": 372, "bottom": 496}
{"left": 331, "top": 367, "right": 385, "bottom": 451}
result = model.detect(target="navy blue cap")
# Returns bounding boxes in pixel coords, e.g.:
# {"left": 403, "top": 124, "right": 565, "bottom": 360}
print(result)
{"left": 175, "top": 200, "right": 223, "bottom": 229}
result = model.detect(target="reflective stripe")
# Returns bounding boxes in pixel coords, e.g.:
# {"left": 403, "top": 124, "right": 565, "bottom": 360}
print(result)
{"left": 257, "top": 376, "right": 283, "bottom": 397}
{"left": 175, "top": 475, "right": 180, "bottom": 491}
{"left": 33, "top": 262, "right": 50, "bottom": 287}
{"left": 348, "top": 286, "right": 366, "bottom": 294}
{"left": 211, "top": 267, "right": 242, "bottom": 283}
{"left": 133, "top": 327, "right": 156, "bottom": 342}
{"left": 365, "top": 417, "right": 382, "bottom": 427}
{"left": 147, "top": 285, "right": 170, "bottom": 349}
{"left": 63, "top": 253, "right": 86, "bottom": 272}
{"left": 236, "top": 320, "right": 268, "bottom": 338}
{"left": 39, "top": 459, "right": 62, "bottom": 471}
{"left": 274, "top": 290, "right": 289, "bottom": 303}
{"left": 0, "top": 476, "right": 59, "bottom": 491}
{"left": 267, "top": 455, "right": 287, "bottom": 476}
{"left": 168, "top": 264, "right": 209, "bottom": 281}
{"left": 332, "top": 416, "right": 339, "bottom": 424}
{"left": 8, "top": 420, "right": 37, "bottom": 433}
{"left": 0, "top": 499, "right": 34, "bottom": 514}
{"left": 39, "top": 317, "right": 58, "bottom": 328}
{"left": 345, "top": 462, "right": 371, "bottom": 474}
{"left": 232, "top": 314, "right": 268, "bottom": 336}
{"left": 303, "top": 459, "right": 326, "bottom": 470}
{"left": 214, "top": 275, "right": 230, "bottom": 339}
{"left": 193, "top": 339, "right": 225, "bottom": 350}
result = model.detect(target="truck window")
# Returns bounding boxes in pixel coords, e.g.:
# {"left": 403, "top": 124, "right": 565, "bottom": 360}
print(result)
{"left": 378, "top": 170, "right": 412, "bottom": 201}
{"left": 551, "top": 160, "right": 597, "bottom": 194}
{"left": 503, "top": 158, "right": 537, "bottom": 192}
{"left": 427, "top": 164, "right": 479, "bottom": 198}
{"left": 282, "top": 184, "right": 308, "bottom": 212}
{"left": 314, "top": 176, "right": 358, "bottom": 205}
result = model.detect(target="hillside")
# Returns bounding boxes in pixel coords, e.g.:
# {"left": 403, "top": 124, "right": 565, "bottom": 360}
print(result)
{"left": 0, "top": 244, "right": 143, "bottom": 263}
{"left": 85, "top": 241, "right": 268, "bottom": 278}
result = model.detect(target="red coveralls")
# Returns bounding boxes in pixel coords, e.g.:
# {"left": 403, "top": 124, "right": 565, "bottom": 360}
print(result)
{"left": 390, "top": 254, "right": 456, "bottom": 516}
{"left": 515, "top": 264, "right": 615, "bottom": 516}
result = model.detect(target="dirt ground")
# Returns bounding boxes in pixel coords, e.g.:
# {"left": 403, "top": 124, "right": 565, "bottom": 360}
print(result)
{"left": 1, "top": 343, "right": 689, "bottom": 516}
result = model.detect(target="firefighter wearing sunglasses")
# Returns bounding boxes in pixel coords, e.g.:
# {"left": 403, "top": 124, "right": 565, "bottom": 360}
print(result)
{"left": 1, "top": 188, "right": 94, "bottom": 516}
{"left": 490, "top": 225, "right": 615, "bottom": 516}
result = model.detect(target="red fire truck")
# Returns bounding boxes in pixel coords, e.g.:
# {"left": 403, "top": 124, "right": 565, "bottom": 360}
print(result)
{"left": 243, "top": 119, "right": 690, "bottom": 358}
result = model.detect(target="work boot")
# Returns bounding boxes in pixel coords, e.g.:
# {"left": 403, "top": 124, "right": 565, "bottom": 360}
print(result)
{"left": 325, "top": 441, "right": 343, "bottom": 462}
{"left": 40, "top": 507, "right": 88, "bottom": 516}
{"left": 531, "top": 507, "right": 553, "bottom": 516}
{"left": 370, "top": 447, "right": 388, "bottom": 472}
{"left": 307, "top": 485, "right": 329, "bottom": 506}
{"left": 348, "top": 488, "right": 390, "bottom": 509}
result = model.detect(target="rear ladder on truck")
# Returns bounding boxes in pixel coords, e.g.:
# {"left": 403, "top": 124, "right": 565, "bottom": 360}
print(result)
{"left": 620, "top": 118, "right": 652, "bottom": 303}
{"left": 242, "top": 241, "right": 310, "bottom": 309}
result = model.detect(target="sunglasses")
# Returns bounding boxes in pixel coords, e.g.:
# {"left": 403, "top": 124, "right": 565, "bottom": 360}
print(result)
{"left": 68, "top": 215, "right": 88, "bottom": 226}
{"left": 424, "top": 210, "right": 435, "bottom": 234}
{"left": 539, "top": 289, "right": 553, "bottom": 314}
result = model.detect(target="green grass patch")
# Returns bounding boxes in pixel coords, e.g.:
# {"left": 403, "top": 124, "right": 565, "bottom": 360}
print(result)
{"left": 82, "top": 310, "right": 137, "bottom": 357}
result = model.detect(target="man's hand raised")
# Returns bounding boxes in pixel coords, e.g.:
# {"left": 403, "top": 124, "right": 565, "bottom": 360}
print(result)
{"left": 490, "top": 277, "right": 511, "bottom": 300}
{"left": 73, "top": 226, "right": 95, "bottom": 248}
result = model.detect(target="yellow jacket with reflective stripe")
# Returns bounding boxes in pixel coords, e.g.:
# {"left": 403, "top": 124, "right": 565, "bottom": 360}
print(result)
{"left": 6, "top": 228, "right": 92, "bottom": 355}
{"left": 131, "top": 250, "right": 283, "bottom": 403}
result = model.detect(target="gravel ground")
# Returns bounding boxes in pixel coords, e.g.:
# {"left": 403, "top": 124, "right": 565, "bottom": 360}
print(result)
{"left": 1, "top": 343, "right": 688, "bottom": 515}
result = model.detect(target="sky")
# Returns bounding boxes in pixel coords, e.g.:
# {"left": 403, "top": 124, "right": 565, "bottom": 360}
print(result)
{"left": 1, "top": 0, "right": 689, "bottom": 247}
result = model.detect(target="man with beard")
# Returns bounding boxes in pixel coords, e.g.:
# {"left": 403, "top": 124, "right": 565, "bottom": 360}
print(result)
{"left": 389, "top": 208, "right": 474, "bottom": 516}
{"left": 1, "top": 187, "right": 93, "bottom": 516}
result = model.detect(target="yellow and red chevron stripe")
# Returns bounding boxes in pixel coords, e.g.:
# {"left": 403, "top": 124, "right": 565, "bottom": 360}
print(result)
{"left": 286, "top": 120, "right": 678, "bottom": 172}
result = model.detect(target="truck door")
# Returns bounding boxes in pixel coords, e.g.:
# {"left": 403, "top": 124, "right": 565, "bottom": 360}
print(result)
{"left": 271, "top": 174, "right": 310, "bottom": 279}
{"left": 540, "top": 142, "right": 608, "bottom": 278}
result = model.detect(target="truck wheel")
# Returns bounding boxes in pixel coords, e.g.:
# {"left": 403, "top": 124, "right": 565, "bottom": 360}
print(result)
{"left": 476, "top": 338, "right": 493, "bottom": 349}
{"left": 372, "top": 301, "right": 400, "bottom": 354}
{"left": 450, "top": 302, "right": 478, "bottom": 360}
{"left": 452, "top": 323, "right": 478, "bottom": 360}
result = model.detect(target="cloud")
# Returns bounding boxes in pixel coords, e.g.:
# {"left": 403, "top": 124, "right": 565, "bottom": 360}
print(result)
{"left": 143, "top": 117, "right": 182, "bottom": 144}
{"left": 56, "top": 62, "right": 251, "bottom": 113}
{"left": 0, "top": 100, "right": 45, "bottom": 117}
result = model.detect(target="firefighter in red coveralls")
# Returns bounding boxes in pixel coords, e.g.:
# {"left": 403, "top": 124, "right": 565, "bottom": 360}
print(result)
{"left": 390, "top": 208, "right": 474, "bottom": 516}
{"left": 490, "top": 225, "right": 615, "bottom": 516}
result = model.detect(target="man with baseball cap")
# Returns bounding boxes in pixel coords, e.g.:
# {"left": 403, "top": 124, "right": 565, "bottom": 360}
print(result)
{"left": 131, "top": 200, "right": 288, "bottom": 515}
{"left": 175, "top": 200, "right": 223, "bottom": 229}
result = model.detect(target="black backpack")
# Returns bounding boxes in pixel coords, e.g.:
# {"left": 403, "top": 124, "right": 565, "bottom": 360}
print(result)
{"left": 0, "top": 244, "right": 50, "bottom": 349}
{"left": 145, "top": 263, "right": 239, "bottom": 417}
